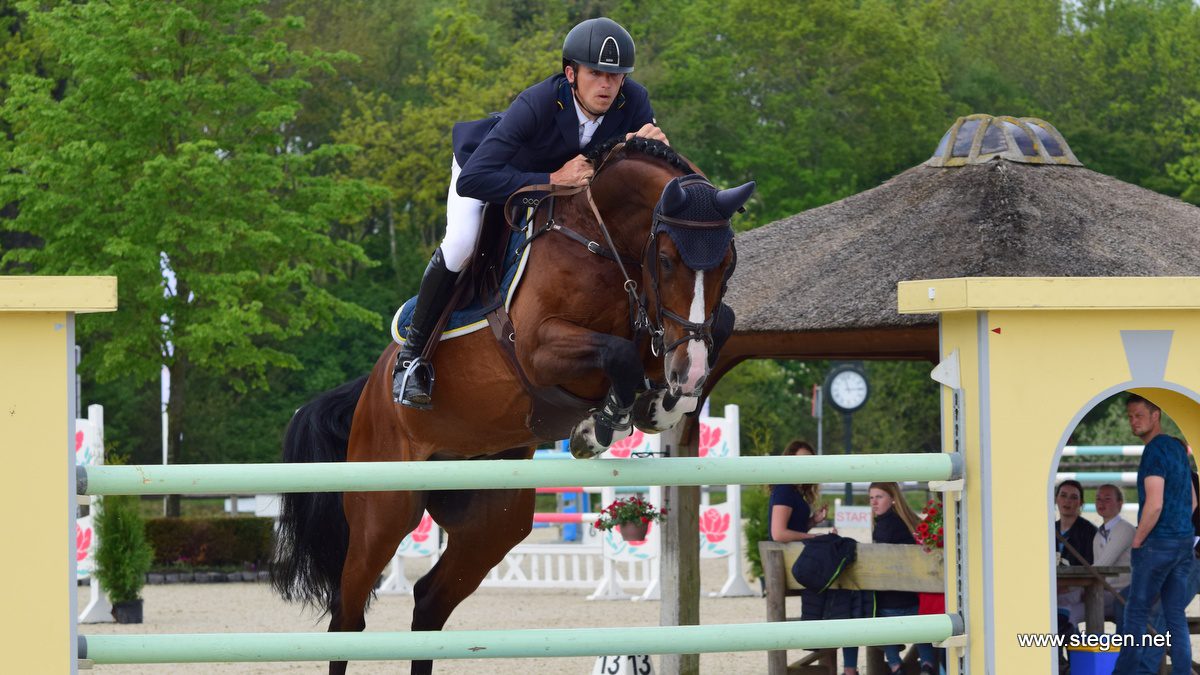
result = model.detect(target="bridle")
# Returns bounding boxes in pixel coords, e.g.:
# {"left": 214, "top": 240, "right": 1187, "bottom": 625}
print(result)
{"left": 504, "top": 143, "right": 736, "bottom": 359}
{"left": 643, "top": 176, "right": 738, "bottom": 357}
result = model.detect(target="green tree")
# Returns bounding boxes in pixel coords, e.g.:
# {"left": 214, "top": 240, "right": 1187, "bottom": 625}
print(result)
{"left": 1166, "top": 97, "right": 1200, "bottom": 204}
{"left": 1056, "top": 0, "right": 1200, "bottom": 194}
{"left": 639, "top": 0, "right": 949, "bottom": 225}
{"left": 332, "top": 3, "right": 561, "bottom": 270}
{"left": 1, "top": 0, "right": 384, "bottom": 511}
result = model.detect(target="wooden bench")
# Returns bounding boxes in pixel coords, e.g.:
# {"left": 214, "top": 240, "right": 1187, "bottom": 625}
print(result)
{"left": 759, "top": 541, "right": 945, "bottom": 675}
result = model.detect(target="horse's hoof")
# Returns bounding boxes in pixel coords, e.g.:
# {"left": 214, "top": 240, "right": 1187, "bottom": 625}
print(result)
{"left": 631, "top": 391, "right": 697, "bottom": 433}
{"left": 569, "top": 419, "right": 604, "bottom": 459}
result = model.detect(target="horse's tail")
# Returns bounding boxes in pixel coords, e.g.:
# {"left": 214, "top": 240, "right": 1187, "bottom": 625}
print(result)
{"left": 270, "top": 375, "right": 367, "bottom": 614}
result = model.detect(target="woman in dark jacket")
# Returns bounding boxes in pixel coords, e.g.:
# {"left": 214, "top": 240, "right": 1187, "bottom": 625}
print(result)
{"left": 869, "top": 481, "right": 924, "bottom": 673}
{"left": 771, "top": 440, "right": 861, "bottom": 674}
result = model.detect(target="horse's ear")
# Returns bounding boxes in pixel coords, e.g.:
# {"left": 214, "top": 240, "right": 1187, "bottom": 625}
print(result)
{"left": 714, "top": 181, "right": 756, "bottom": 219}
{"left": 660, "top": 178, "right": 687, "bottom": 215}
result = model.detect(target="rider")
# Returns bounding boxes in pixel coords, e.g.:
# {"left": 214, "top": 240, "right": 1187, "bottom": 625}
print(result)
{"left": 394, "top": 17, "right": 669, "bottom": 408}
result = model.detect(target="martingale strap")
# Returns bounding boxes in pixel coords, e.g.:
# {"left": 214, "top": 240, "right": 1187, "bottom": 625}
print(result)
{"left": 484, "top": 298, "right": 600, "bottom": 441}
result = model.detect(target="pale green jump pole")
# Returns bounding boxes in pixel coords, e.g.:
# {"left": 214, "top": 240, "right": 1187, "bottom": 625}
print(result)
{"left": 80, "top": 615, "right": 963, "bottom": 664}
{"left": 77, "top": 453, "right": 963, "bottom": 496}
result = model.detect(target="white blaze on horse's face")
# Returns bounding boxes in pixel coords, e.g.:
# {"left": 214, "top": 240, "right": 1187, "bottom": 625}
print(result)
{"left": 667, "top": 269, "right": 709, "bottom": 397}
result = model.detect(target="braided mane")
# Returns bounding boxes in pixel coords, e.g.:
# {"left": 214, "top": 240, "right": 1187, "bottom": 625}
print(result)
{"left": 585, "top": 136, "right": 693, "bottom": 174}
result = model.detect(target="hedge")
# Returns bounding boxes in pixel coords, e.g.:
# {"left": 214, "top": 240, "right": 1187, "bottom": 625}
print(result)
{"left": 145, "top": 516, "right": 274, "bottom": 567}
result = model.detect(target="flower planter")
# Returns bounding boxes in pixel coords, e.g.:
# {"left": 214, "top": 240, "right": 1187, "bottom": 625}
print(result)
{"left": 618, "top": 522, "right": 649, "bottom": 542}
{"left": 112, "top": 599, "right": 144, "bottom": 624}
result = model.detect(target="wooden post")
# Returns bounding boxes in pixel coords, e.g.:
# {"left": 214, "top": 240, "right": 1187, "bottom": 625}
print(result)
{"left": 660, "top": 419, "right": 699, "bottom": 675}
{"left": 763, "top": 546, "right": 788, "bottom": 675}
{"left": 0, "top": 276, "right": 117, "bottom": 675}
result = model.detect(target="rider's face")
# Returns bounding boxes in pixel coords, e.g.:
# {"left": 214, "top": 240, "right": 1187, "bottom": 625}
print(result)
{"left": 567, "top": 65, "right": 625, "bottom": 119}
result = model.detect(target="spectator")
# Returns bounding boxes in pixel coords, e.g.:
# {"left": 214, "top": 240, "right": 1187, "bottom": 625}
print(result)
{"left": 1055, "top": 479, "right": 1096, "bottom": 629}
{"left": 771, "top": 441, "right": 857, "bottom": 674}
{"left": 868, "top": 481, "right": 922, "bottom": 674}
{"left": 769, "top": 440, "right": 828, "bottom": 543}
{"left": 1057, "top": 479, "right": 1098, "bottom": 566}
{"left": 1112, "top": 394, "right": 1196, "bottom": 675}
{"left": 1092, "top": 484, "right": 1134, "bottom": 631}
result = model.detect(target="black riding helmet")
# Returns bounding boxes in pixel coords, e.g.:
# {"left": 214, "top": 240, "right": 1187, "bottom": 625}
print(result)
{"left": 562, "top": 17, "right": 635, "bottom": 74}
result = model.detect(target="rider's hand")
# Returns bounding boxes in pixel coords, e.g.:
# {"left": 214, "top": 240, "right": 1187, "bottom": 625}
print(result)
{"left": 549, "top": 155, "right": 594, "bottom": 186}
{"left": 625, "top": 123, "right": 669, "bottom": 146}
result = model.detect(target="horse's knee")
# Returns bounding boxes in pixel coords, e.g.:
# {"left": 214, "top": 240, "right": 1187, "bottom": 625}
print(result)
{"left": 595, "top": 335, "right": 642, "bottom": 402}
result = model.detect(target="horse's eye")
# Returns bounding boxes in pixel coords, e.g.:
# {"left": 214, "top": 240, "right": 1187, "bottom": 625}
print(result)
{"left": 658, "top": 253, "right": 672, "bottom": 272}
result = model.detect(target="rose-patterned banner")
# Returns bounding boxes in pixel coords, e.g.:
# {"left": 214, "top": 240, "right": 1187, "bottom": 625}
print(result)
{"left": 396, "top": 512, "right": 440, "bottom": 558}
{"left": 606, "top": 430, "right": 654, "bottom": 459}
{"left": 76, "top": 515, "right": 96, "bottom": 578}
{"left": 602, "top": 521, "right": 659, "bottom": 562}
{"left": 75, "top": 419, "right": 101, "bottom": 467}
{"left": 698, "top": 503, "right": 735, "bottom": 558}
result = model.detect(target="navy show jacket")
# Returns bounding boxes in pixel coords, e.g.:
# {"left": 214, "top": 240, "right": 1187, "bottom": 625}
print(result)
{"left": 455, "top": 73, "right": 655, "bottom": 205}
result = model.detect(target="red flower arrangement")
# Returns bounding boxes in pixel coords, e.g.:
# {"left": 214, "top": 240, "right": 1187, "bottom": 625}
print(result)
{"left": 593, "top": 496, "right": 667, "bottom": 531}
{"left": 915, "top": 497, "right": 944, "bottom": 551}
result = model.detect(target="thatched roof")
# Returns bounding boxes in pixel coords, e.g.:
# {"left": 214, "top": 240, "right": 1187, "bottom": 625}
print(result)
{"left": 725, "top": 160, "right": 1200, "bottom": 336}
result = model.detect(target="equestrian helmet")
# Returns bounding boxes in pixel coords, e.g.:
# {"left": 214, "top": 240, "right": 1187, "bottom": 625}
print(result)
{"left": 562, "top": 17, "right": 635, "bottom": 74}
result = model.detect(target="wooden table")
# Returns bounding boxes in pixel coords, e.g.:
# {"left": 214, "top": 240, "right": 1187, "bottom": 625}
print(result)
{"left": 1057, "top": 565, "right": 1130, "bottom": 633}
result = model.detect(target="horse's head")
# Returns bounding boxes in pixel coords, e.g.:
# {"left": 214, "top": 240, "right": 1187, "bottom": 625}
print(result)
{"left": 645, "top": 174, "right": 754, "bottom": 397}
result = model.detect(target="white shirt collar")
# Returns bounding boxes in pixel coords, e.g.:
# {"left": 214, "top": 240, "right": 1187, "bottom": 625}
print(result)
{"left": 572, "top": 96, "right": 603, "bottom": 147}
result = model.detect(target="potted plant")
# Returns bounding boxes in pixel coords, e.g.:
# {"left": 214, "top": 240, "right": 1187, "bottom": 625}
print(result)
{"left": 93, "top": 494, "right": 155, "bottom": 623}
{"left": 593, "top": 496, "right": 667, "bottom": 542}
{"left": 742, "top": 487, "right": 770, "bottom": 587}
{"left": 915, "top": 497, "right": 945, "bottom": 616}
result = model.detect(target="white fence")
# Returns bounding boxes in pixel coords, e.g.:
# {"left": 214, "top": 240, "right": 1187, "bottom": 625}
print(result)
{"left": 379, "top": 405, "right": 755, "bottom": 601}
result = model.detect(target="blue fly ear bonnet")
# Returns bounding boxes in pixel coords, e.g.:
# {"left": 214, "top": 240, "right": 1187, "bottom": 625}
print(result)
{"left": 653, "top": 175, "right": 755, "bottom": 271}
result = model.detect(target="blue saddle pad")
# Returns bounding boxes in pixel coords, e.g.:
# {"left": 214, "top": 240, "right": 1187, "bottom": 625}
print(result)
{"left": 391, "top": 224, "right": 530, "bottom": 344}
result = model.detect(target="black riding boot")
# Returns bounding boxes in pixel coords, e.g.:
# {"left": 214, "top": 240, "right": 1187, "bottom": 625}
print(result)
{"left": 393, "top": 248, "right": 460, "bottom": 408}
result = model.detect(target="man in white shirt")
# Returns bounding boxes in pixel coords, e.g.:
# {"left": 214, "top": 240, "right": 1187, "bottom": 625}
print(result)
{"left": 1093, "top": 483, "right": 1135, "bottom": 631}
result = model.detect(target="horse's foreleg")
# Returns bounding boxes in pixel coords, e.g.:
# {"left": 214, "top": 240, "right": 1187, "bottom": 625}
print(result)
{"left": 526, "top": 319, "right": 644, "bottom": 458}
{"left": 410, "top": 476, "right": 536, "bottom": 674}
{"left": 329, "top": 490, "right": 426, "bottom": 675}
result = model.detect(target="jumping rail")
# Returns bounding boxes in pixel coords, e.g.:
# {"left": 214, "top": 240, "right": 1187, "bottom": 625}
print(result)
{"left": 79, "top": 615, "right": 963, "bottom": 664}
{"left": 75, "top": 453, "right": 963, "bottom": 496}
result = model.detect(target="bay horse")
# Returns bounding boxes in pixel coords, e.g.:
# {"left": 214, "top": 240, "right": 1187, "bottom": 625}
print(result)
{"left": 271, "top": 137, "right": 754, "bottom": 674}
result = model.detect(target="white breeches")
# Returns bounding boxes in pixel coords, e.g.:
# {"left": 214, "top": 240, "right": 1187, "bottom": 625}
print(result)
{"left": 441, "top": 157, "right": 486, "bottom": 273}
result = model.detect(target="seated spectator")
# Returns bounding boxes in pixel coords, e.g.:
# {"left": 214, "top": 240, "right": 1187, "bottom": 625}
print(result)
{"left": 771, "top": 441, "right": 858, "bottom": 673}
{"left": 1055, "top": 479, "right": 1097, "bottom": 630}
{"left": 1092, "top": 483, "right": 1134, "bottom": 631}
{"left": 868, "top": 481, "right": 923, "bottom": 674}
{"left": 769, "top": 440, "right": 829, "bottom": 543}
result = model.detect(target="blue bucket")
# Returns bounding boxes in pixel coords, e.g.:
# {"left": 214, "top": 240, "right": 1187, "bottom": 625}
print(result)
{"left": 1068, "top": 645, "right": 1119, "bottom": 675}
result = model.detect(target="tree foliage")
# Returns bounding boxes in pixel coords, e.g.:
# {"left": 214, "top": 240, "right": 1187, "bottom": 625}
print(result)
{"left": 1, "top": 0, "right": 384, "bottom": 479}
{"left": 3, "top": 0, "right": 1199, "bottom": 467}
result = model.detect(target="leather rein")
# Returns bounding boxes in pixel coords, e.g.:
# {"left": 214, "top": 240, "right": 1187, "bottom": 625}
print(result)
{"left": 503, "top": 144, "right": 735, "bottom": 358}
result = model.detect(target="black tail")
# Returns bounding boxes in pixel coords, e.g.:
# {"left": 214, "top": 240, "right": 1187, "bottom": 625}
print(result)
{"left": 270, "top": 375, "right": 368, "bottom": 614}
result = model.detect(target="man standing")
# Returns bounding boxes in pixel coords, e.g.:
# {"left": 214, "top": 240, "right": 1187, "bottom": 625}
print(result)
{"left": 1092, "top": 484, "right": 1135, "bottom": 631}
{"left": 1113, "top": 394, "right": 1196, "bottom": 674}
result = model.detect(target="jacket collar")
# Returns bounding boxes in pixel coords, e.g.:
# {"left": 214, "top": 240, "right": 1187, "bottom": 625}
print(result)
{"left": 555, "top": 75, "right": 627, "bottom": 152}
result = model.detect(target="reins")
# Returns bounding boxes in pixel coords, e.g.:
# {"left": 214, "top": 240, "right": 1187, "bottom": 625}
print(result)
{"left": 502, "top": 143, "right": 734, "bottom": 361}
{"left": 504, "top": 142, "right": 654, "bottom": 344}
